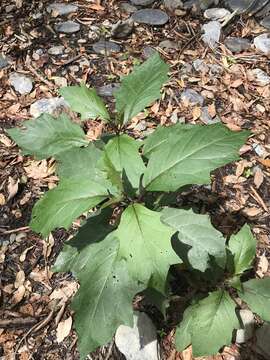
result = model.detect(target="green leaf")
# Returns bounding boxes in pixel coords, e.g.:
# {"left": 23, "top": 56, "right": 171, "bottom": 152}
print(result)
{"left": 7, "top": 113, "right": 88, "bottom": 159}
{"left": 161, "top": 208, "right": 226, "bottom": 272}
{"left": 175, "top": 305, "right": 194, "bottom": 352}
{"left": 56, "top": 143, "right": 103, "bottom": 180}
{"left": 228, "top": 224, "right": 256, "bottom": 275}
{"left": 191, "top": 290, "right": 239, "bottom": 357}
{"left": 99, "top": 135, "right": 145, "bottom": 189}
{"left": 67, "top": 232, "right": 141, "bottom": 359}
{"left": 117, "top": 204, "right": 180, "bottom": 293}
{"left": 115, "top": 53, "right": 169, "bottom": 124}
{"left": 238, "top": 278, "right": 270, "bottom": 322}
{"left": 59, "top": 84, "right": 110, "bottom": 122}
{"left": 30, "top": 178, "right": 113, "bottom": 237}
{"left": 53, "top": 208, "right": 114, "bottom": 273}
{"left": 143, "top": 123, "right": 249, "bottom": 192}
{"left": 143, "top": 124, "right": 192, "bottom": 158}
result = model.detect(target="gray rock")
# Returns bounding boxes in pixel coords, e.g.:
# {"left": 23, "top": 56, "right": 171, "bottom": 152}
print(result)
{"left": 111, "top": 18, "right": 134, "bottom": 38}
{"left": 236, "top": 309, "right": 255, "bottom": 344}
{"left": 254, "top": 33, "right": 270, "bottom": 55}
{"left": 209, "top": 63, "right": 223, "bottom": 75}
{"left": 183, "top": 0, "right": 218, "bottom": 10}
{"left": 115, "top": 312, "right": 159, "bottom": 360}
{"left": 133, "top": 9, "right": 169, "bottom": 25}
{"left": 192, "top": 59, "right": 209, "bottom": 72}
{"left": 142, "top": 46, "right": 157, "bottom": 59}
{"left": 120, "top": 2, "right": 138, "bottom": 14}
{"left": 224, "top": 37, "right": 251, "bottom": 53}
{"left": 255, "top": 323, "right": 270, "bottom": 358}
{"left": 204, "top": 7, "right": 231, "bottom": 20}
{"left": 226, "top": 0, "right": 254, "bottom": 13}
{"left": 0, "top": 54, "right": 10, "bottom": 69}
{"left": 48, "top": 45, "right": 65, "bottom": 55}
{"left": 131, "top": 0, "right": 155, "bottom": 4}
{"left": 92, "top": 40, "right": 121, "bottom": 54}
{"left": 250, "top": 68, "right": 270, "bottom": 86}
{"left": 47, "top": 3, "right": 78, "bottom": 16}
{"left": 6, "top": 5, "right": 15, "bottom": 12}
{"left": 88, "top": 25, "right": 101, "bottom": 41}
{"left": 9, "top": 73, "right": 33, "bottom": 95}
{"left": 97, "top": 83, "right": 120, "bottom": 97}
{"left": 164, "top": 0, "right": 183, "bottom": 11}
{"left": 30, "top": 97, "right": 68, "bottom": 118}
{"left": 202, "top": 21, "right": 221, "bottom": 48}
{"left": 260, "top": 16, "right": 270, "bottom": 30}
{"left": 55, "top": 21, "right": 80, "bottom": 34}
{"left": 158, "top": 39, "right": 179, "bottom": 50}
{"left": 181, "top": 89, "right": 204, "bottom": 105}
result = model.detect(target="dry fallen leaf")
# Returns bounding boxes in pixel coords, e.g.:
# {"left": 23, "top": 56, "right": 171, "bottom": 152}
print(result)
{"left": 24, "top": 159, "right": 55, "bottom": 180}
{"left": 0, "top": 193, "right": 6, "bottom": 205}
{"left": 257, "top": 253, "right": 269, "bottom": 278}
{"left": 56, "top": 316, "right": 73, "bottom": 343}
{"left": 258, "top": 158, "right": 270, "bottom": 168}
{"left": 15, "top": 270, "right": 25, "bottom": 288}
{"left": 7, "top": 176, "right": 19, "bottom": 201}
{"left": 254, "top": 168, "right": 264, "bottom": 188}
{"left": 243, "top": 207, "right": 262, "bottom": 217}
{"left": 11, "top": 285, "right": 26, "bottom": 304}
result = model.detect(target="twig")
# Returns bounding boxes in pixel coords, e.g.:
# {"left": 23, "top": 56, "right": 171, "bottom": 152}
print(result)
{"left": 0, "top": 317, "right": 37, "bottom": 329}
{"left": 0, "top": 226, "right": 30, "bottom": 235}
{"left": 250, "top": 186, "right": 269, "bottom": 213}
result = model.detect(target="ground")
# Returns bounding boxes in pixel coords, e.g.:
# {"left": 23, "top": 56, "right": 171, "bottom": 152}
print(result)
{"left": 0, "top": 0, "right": 270, "bottom": 359}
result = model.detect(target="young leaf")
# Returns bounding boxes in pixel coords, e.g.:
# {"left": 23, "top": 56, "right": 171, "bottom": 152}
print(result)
{"left": 117, "top": 204, "right": 180, "bottom": 293}
{"left": 30, "top": 178, "right": 113, "bottom": 237}
{"left": 228, "top": 224, "right": 256, "bottom": 275}
{"left": 53, "top": 208, "right": 114, "bottom": 273}
{"left": 143, "top": 123, "right": 249, "bottom": 192}
{"left": 191, "top": 290, "right": 239, "bottom": 357}
{"left": 99, "top": 134, "right": 145, "bottom": 189}
{"left": 238, "top": 278, "right": 270, "bottom": 321}
{"left": 61, "top": 231, "right": 142, "bottom": 359}
{"left": 161, "top": 208, "right": 226, "bottom": 272}
{"left": 7, "top": 113, "right": 88, "bottom": 159}
{"left": 56, "top": 143, "right": 103, "bottom": 181}
{"left": 59, "top": 84, "right": 110, "bottom": 122}
{"left": 115, "top": 53, "right": 169, "bottom": 124}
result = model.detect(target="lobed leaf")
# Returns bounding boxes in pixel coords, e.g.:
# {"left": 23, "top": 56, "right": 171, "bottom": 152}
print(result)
{"left": 238, "top": 278, "right": 270, "bottom": 322}
{"left": 161, "top": 208, "right": 226, "bottom": 272}
{"left": 117, "top": 204, "right": 180, "bottom": 293}
{"left": 59, "top": 84, "right": 110, "bottom": 122}
{"left": 115, "top": 53, "right": 169, "bottom": 124}
{"left": 228, "top": 224, "right": 256, "bottom": 275}
{"left": 7, "top": 113, "right": 88, "bottom": 159}
{"left": 143, "top": 123, "right": 249, "bottom": 192}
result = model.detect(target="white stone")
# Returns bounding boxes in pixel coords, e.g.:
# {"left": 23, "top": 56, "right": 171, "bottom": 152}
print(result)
{"left": 9, "top": 73, "right": 33, "bottom": 95}
{"left": 30, "top": 97, "right": 68, "bottom": 118}
{"left": 204, "top": 8, "right": 231, "bottom": 21}
{"left": 249, "top": 68, "right": 270, "bottom": 86}
{"left": 254, "top": 33, "right": 270, "bottom": 55}
{"left": 115, "top": 312, "right": 159, "bottom": 360}
{"left": 202, "top": 21, "right": 221, "bottom": 48}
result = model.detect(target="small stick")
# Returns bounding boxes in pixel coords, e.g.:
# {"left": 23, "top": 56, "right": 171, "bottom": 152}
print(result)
{"left": 0, "top": 317, "right": 37, "bottom": 329}
{"left": 0, "top": 226, "right": 30, "bottom": 235}
{"left": 250, "top": 186, "right": 269, "bottom": 213}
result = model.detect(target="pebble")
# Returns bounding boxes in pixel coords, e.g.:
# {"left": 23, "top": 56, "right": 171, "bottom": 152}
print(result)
{"left": 142, "top": 46, "right": 157, "bottom": 59}
{"left": 260, "top": 16, "right": 270, "bottom": 30}
{"left": 47, "top": 3, "right": 78, "bottom": 16}
{"left": 209, "top": 63, "right": 223, "bottom": 76}
{"left": 224, "top": 37, "right": 251, "bottom": 53}
{"left": 9, "top": 73, "right": 33, "bottom": 95}
{"left": 120, "top": 2, "right": 137, "bottom": 14}
{"left": 131, "top": 0, "right": 155, "bottom": 4}
{"left": 249, "top": 68, "right": 270, "bottom": 86}
{"left": 30, "top": 97, "right": 68, "bottom": 118}
{"left": 181, "top": 89, "right": 204, "bottom": 106}
{"left": 254, "top": 33, "right": 270, "bottom": 55}
{"left": 92, "top": 40, "right": 121, "bottom": 54}
{"left": 97, "top": 84, "right": 120, "bottom": 97}
{"left": 158, "top": 40, "right": 179, "bottom": 50}
{"left": 236, "top": 309, "right": 255, "bottom": 344}
{"left": 132, "top": 9, "right": 169, "bottom": 25}
{"left": 204, "top": 8, "right": 231, "bottom": 21}
{"left": 48, "top": 45, "right": 65, "bottom": 55}
{"left": 202, "top": 21, "right": 221, "bottom": 47}
{"left": 88, "top": 25, "right": 101, "bottom": 41}
{"left": 115, "top": 312, "right": 159, "bottom": 360}
{"left": 164, "top": 0, "right": 183, "bottom": 11}
{"left": 226, "top": 0, "right": 254, "bottom": 13}
{"left": 55, "top": 21, "right": 80, "bottom": 34}
{"left": 111, "top": 18, "right": 134, "bottom": 39}
{"left": 192, "top": 59, "right": 209, "bottom": 72}
{"left": 53, "top": 76, "right": 67, "bottom": 88}
{"left": 0, "top": 54, "right": 10, "bottom": 69}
